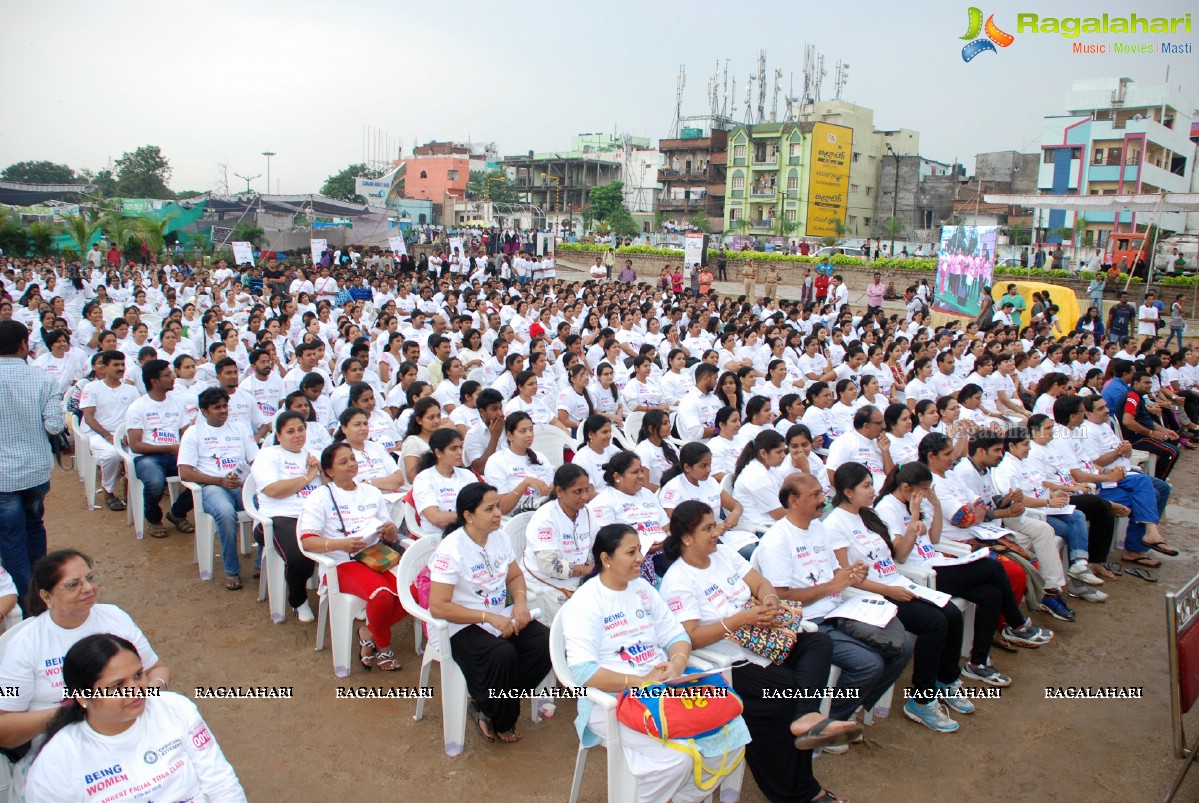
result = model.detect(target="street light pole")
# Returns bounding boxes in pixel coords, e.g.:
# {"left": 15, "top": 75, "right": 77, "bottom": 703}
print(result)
{"left": 261, "top": 151, "right": 276, "bottom": 195}
{"left": 886, "top": 143, "right": 901, "bottom": 257}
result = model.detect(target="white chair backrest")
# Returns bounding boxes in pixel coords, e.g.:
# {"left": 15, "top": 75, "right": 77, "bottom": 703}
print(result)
{"left": 241, "top": 473, "right": 262, "bottom": 521}
{"left": 623, "top": 411, "right": 645, "bottom": 446}
{"left": 397, "top": 535, "right": 439, "bottom": 627}
{"left": 112, "top": 423, "right": 129, "bottom": 451}
{"left": 466, "top": 367, "right": 485, "bottom": 385}
{"left": 548, "top": 605, "right": 580, "bottom": 688}
{"left": 532, "top": 427, "right": 567, "bottom": 468}
{"left": 504, "top": 511, "right": 535, "bottom": 562}
{"left": 720, "top": 472, "right": 735, "bottom": 498}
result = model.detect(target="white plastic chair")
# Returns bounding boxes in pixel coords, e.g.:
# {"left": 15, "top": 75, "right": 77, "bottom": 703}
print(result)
{"left": 0, "top": 618, "right": 35, "bottom": 799}
{"left": 466, "top": 367, "right": 485, "bottom": 385}
{"left": 181, "top": 480, "right": 253, "bottom": 581}
{"left": 398, "top": 536, "right": 470, "bottom": 756}
{"left": 622, "top": 411, "right": 645, "bottom": 446}
{"left": 297, "top": 536, "right": 370, "bottom": 678}
{"left": 242, "top": 474, "right": 288, "bottom": 623}
{"left": 533, "top": 425, "right": 569, "bottom": 469}
{"left": 112, "top": 424, "right": 181, "bottom": 540}
{"left": 896, "top": 556, "right": 976, "bottom": 660}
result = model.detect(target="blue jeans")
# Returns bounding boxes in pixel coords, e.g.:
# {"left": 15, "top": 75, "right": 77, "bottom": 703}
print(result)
{"left": 1098, "top": 473, "right": 1169, "bottom": 553}
{"left": 133, "top": 454, "right": 193, "bottom": 524}
{"left": 0, "top": 481, "right": 49, "bottom": 615}
{"left": 1165, "top": 327, "right": 1185, "bottom": 350}
{"left": 817, "top": 619, "right": 914, "bottom": 720}
{"left": 202, "top": 485, "right": 245, "bottom": 577}
{"left": 1045, "top": 511, "right": 1089, "bottom": 563}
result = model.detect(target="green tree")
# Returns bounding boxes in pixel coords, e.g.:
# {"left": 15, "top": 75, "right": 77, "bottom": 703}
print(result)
{"left": 730, "top": 217, "right": 751, "bottom": 237}
{"left": 688, "top": 213, "right": 711, "bottom": 233}
{"left": 772, "top": 217, "right": 798, "bottom": 238}
{"left": 320, "top": 163, "right": 382, "bottom": 203}
{"left": 232, "top": 220, "right": 267, "bottom": 248}
{"left": 102, "top": 212, "right": 137, "bottom": 257}
{"left": 588, "top": 181, "right": 626, "bottom": 223}
{"left": 608, "top": 207, "right": 639, "bottom": 238}
{"left": 79, "top": 168, "right": 119, "bottom": 198}
{"left": 26, "top": 221, "right": 60, "bottom": 256}
{"left": 60, "top": 215, "right": 100, "bottom": 259}
{"left": 1, "top": 160, "right": 76, "bottom": 184}
{"left": 880, "top": 216, "right": 905, "bottom": 244}
{"left": 467, "top": 170, "right": 518, "bottom": 203}
{"left": 580, "top": 208, "right": 596, "bottom": 233}
{"left": 133, "top": 214, "right": 177, "bottom": 253}
{"left": 114, "top": 146, "right": 174, "bottom": 199}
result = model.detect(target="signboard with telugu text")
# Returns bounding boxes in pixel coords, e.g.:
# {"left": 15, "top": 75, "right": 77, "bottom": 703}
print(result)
{"left": 804, "top": 122, "right": 852, "bottom": 237}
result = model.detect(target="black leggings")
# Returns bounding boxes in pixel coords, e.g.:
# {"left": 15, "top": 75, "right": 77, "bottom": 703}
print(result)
{"left": 1069, "top": 493, "right": 1115, "bottom": 563}
{"left": 731, "top": 632, "right": 832, "bottom": 803}
{"left": 934, "top": 558, "right": 1023, "bottom": 666}
{"left": 894, "top": 598, "right": 963, "bottom": 702}
{"left": 271, "top": 516, "right": 314, "bottom": 609}
{"left": 450, "top": 621, "right": 552, "bottom": 734}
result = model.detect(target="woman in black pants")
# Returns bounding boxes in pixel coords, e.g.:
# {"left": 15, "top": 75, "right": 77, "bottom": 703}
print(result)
{"left": 824, "top": 464, "right": 968, "bottom": 734}
{"left": 658, "top": 501, "right": 857, "bottom": 803}
{"left": 874, "top": 462, "right": 1055, "bottom": 688}
{"left": 249, "top": 411, "right": 322, "bottom": 622}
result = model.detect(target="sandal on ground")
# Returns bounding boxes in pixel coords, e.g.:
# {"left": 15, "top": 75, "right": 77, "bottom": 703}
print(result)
{"left": 148, "top": 522, "right": 168, "bottom": 539}
{"left": 1125, "top": 566, "right": 1158, "bottom": 583}
{"left": 1122, "top": 554, "right": 1162, "bottom": 568}
{"left": 1102, "top": 562, "right": 1124, "bottom": 576}
{"left": 468, "top": 701, "right": 495, "bottom": 742}
{"left": 166, "top": 512, "right": 195, "bottom": 533}
{"left": 359, "top": 630, "right": 376, "bottom": 670}
{"left": 497, "top": 729, "right": 522, "bottom": 743}
{"left": 1092, "top": 563, "right": 1121, "bottom": 580}
{"left": 374, "top": 649, "right": 400, "bottom": 672}
{"left": 811, "top": 791, "right": 849, "bottom": 803}
{"left": 105, "top": 496, "right": 126, "bottom": 512}
{"left": 224, "top": 576, "right": 243, "bottom": 591}
{"left": 792, "top": 716, "right": 863, "bottom": 751}
{"left": 1144, "top": 541, "right": 1180, "bottom": 557}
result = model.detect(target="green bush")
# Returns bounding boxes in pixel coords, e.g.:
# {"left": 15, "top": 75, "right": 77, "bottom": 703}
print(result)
{"left": 870, "top": 257, "right": 937, "bottom": 271}
{"left": 1158, "top": 275, "right": 1197, "bottom": 286}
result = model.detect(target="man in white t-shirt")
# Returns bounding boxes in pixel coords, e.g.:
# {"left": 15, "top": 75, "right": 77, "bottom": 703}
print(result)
{"left": 80, "top": 350, "right": 142, "bottom": 511}
{"left": 178, "top": 386, "right": 260, "bottom": 586}
{"left": 676, "top": 363, "right": 722, "bottom": 441}
{"left": 125, "top": 359, "right": 195, "bottom": 538}
{"left": 756, "top": 472, "right": 912, "bottom": 721}
{"left": 824, "top": 406, "right": 891, "bottom": 492}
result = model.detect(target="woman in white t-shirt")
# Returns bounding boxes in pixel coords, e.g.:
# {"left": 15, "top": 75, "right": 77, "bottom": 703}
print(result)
{"left": 557, "top": 364, "right": 593, "bottom": 434}
{"left": 522, "top": 463, "right": 596, "bottom": 621}
{"left": 730, "top": 428, "right": 787, "bottom": 542}
{"left": 0, "top": 551, "right": 170, "bottom": 765}
{"left": 342, "top": 382, "right": 401, "bottom": 454}
{"left": 586, "top": 451, "right": 670, "bottom": 585}
{"left": 298, "top": 441, "right": 405, "bottom": 671}
{"left": 570, "top": 415, "right": 621, "bottom": 492}
{"left": 658, "top": 441, "right": 753, "bottom": 553}
{"left": 251, "top": 411, "right": 324, "bottom": 621}
{"left": 399, "top": 397, "right": 443, "bottom": 481}
{"left": 504, "top": 370, "right": 569, "bottom": 433}
{"left": 904, "top": 357, "right": 937, "bottom": 411}
{"left": 408, "top": 428, "right": 476, "bottom": 539}
{"left": 482, "top": 412, "right": 554, "bottom": 515}
{"left": 449, "top": 381, "right": 484, "bottom": 435}
{"left": 883, "top": 402, "right": 924, "bottom": 466}
{"left": 332, "top": 407, "right": 406, "bottom": 492}
{"left": 429, "top": 482, "right": 552, "bottom": 744}
{"left": 774, "top": 423, "right": 832, "bottom": 500}
{"left": 621, "top": 356, "right": 668, "bottom": 414}
{"left": 276, "top": 391, "right": 333, "bottom": 455}
{"left": 823, "top": 463, "right": 970, "bottom": 732}
{"left": 561, "top": 523, "right": 748, "bottom": 803}
{"left": 589, "top": 362, "right": 625, "bottom": 428}
{"left": 632, "top": 409, "right": 679, "bottom": 491}
{"left": 658, "top": 501, "right": 856, "bottom": 801}
{"left": 26, "top": 634, "right": 244, "bottom": 803}
{"left": 432, "top": 358, "right": 466, "bottom": 415}
{"left": 874, "top": 462, "right": 1051, "bottom": 686}
{"left": 33, "top": 330, "right": 85, "bottom": 398}
{"left": 708, "top": 406, "right": 743, "bottom": 481}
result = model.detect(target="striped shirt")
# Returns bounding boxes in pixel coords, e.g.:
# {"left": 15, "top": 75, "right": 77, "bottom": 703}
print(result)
{"left": 0, "top": 358, "right": 65, "bottom": 492}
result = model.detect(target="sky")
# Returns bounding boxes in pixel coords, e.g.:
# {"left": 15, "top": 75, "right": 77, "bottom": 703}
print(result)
{"left": 2, "top": 0, "right": 1196, "bottom": 195}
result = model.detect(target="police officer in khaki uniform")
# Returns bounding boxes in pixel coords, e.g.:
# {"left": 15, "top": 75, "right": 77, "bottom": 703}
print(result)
{"left": 764, "top": 264, "right": 781, "bottom": 300}
{"left": 742, "top": 262, "right": 758, "bottom": 300}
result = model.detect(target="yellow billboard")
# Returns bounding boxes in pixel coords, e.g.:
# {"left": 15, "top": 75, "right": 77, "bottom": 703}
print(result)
{"left": 805, "top": 122, "right": 853, "bottom": 237}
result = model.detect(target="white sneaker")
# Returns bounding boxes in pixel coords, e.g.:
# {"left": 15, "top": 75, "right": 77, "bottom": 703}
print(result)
{"left": 1068, "top": 563, "right": 1104, "bottom": 586}
{"left": 1067, "top": 582, "right": 1109, "bottom": 603}
{"left": 294, "top": 602, "right": 316, "bottom": 622}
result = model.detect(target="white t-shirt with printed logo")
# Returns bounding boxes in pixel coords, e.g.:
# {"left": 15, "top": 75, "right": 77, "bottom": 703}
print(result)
{"left": 873, "top": 494, "right": 939, "bottom": 569}
{"left": 570, "top": 443, "right": 620, "bottom": 492}
{"left": 561, "top": 576, "right": 685, "bottom": 675}
{"left": 825, "top": 431, "right": 886, "bottom": 493}
{"left": 80, "top": 380, "right": 141, "bottom": 435}
{"left": 240, "top": 373, "right": 285, "bottom": 422}
{"left": 410, "top": 466, "right": 476, "bottom": 539}
{"left": 756, "top": 518, "right": 842, "bottom": 621}
{"left": 659, "top": 544, "right": 764, "bottom": 666}
{"left": 523, "top": 500, "right": 595, "bottom": 598}
{"left": 587, "top": 487, "right": 669, "bottom": 554}
{"left": 124, "top": 394, "right": 189, "bottom": 448}
{"left": 429, "top": 528, "right": 515, "bottom": 637}
{"left": 298, "top": 482, "right": 391, "bottom": 569}
{"left": 25, "top": 691, "right": 245, "bottom": 803}
{"left": 178, "top": 419, "right": 259, "bottom": 479}
{"left": 0, "top": 604, "right": 158, "bottom": 713}
{"left": 824, "top": 507, "right": 902, "bottom": 585}
{"left": 658, "top": 475, "right": 723, "bottom": 520}
{"left": 250, "top": 445, "right": 321, "bottom": 518}
{"left": 483, "top": 448, "right": 554, "bottom": 502}
{"left": 352, "top": 441, "right": 399, "bottom": 481}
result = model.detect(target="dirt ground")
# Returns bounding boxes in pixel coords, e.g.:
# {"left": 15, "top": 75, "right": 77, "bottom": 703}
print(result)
{"left": 39, "top": 451, "right": 1199, "bottom": 803}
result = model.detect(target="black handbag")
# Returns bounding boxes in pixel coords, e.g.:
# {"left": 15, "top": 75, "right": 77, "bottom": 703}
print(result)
{"left": 48, "top": 429, "right": 73, "bottom": 471}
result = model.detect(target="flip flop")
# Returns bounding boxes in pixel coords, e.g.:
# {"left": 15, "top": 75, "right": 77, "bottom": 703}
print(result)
{"left": 1092, "top": 563, "right": 1121, "bottom": 580}
{"left": 224, "top": 576, "right": 244, "bottom": 591}
{"left": 1125, "top": 566, "right": 1158, "bottom": 583}
{"left": 1144, "top": 542, "right": 1180, "bottom": 557}
{"left": 792, "top": 717, "right": 863, "bottom": 751}
{"left": 468, "top": 701, "right": 495, "bottom": 742}
{"left": 105, "top": 496, "right": 127, "bottom": 512}
{"left": 1123, "top": 554, "right": 1162, "bottom": 569}
{"left": 1101, "top": 562, "right": 1124, "bottom": 577}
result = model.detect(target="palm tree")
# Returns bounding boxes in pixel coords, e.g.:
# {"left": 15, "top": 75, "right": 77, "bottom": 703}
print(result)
{"left": 772, "top": 217, "right": 798, "bottom": 238}
{"left": 60, "top": 215, "right": 100, "bottom": 259}
{"left": 102, "top": 212, "right": 136, "bottom": 258}
{"left": 133, "top": 213, "right": 178, "bottom": 254}
{"left": 26, "top": 221, "right": 61, "bottom": 256}
{"left": 232, "top": 221, "right": 267, "bottom": 248}
{"left": 881, "top": 216, "right": 906, "bottom": 254}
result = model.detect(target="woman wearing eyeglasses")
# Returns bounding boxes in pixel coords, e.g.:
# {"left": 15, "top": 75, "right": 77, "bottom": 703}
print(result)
{"left": 0, "top": 550, "right": 170, "bottom": 794}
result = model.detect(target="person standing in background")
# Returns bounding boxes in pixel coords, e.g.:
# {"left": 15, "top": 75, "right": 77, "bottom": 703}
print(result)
{"left": 716, "top": 250, "right": 728, "bottom": 281}
{"left": 763, "top": 264, "right": 781, "bottom": 301}
{"left": 742, "top": 261, "right": 758, "bottom": 301}
{"left": 0, "top": 321, "right": 65, "bottom": 612}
